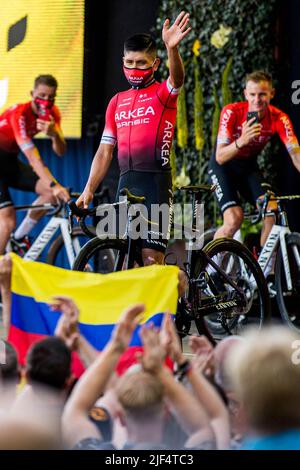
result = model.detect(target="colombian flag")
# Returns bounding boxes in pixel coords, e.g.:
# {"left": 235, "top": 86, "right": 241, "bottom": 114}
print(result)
{"left": 8, "top": 253, "right": 179, "bottom": 376}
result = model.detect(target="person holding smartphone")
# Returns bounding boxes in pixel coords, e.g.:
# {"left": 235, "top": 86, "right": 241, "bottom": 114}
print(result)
{"left": 208, "top": 70, "right": 300, "bottom": 247}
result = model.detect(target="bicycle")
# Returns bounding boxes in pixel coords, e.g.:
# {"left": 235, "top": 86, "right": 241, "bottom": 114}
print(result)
{"left": 203, "top": 189, "right": 300, "bottom": 333}
{"left": 6, "top": 189, "right": 111, "bottom": 269}
{"left": 69, "top": 185, "right": 270, "bottom": 341}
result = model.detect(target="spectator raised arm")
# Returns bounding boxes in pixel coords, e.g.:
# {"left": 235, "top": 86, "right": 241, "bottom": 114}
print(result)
{"left": 62, "top": 303, "right": 144, "bottom": 448}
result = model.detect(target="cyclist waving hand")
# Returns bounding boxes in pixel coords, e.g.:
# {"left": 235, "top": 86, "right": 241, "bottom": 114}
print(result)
{"left": 77, "top": 11, "right": 191, "bottom": 265}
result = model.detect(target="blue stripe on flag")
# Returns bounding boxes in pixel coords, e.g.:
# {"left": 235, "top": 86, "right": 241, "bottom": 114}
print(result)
{"left": 11, "top": 293, "right": 165, "bottom": 350}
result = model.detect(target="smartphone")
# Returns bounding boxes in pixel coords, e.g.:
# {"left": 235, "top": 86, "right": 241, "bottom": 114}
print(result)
{"left": 247, "top": 111, "right": 259, "bottom": 125}
{"left": 38, "top": 107, "right": 52, "bottom": 121}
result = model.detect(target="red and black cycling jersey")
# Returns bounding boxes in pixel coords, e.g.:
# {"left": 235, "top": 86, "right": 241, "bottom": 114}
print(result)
{"left": 100, "top": 78, "right": 180, "bottom": 174}
{"left": 217, "top": 101, "right": 299, "bottom": 158}
{"left": 0, "top": 101, "right": 61, "bottom": 154}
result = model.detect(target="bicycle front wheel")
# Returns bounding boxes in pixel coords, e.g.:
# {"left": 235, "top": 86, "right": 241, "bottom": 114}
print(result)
{"left": 46, "top": 226, "right": 93, "bottom": 269}
{"left": 275, "top": 232, "right": 300, "bottom": 332}
{"left": 72, "top": 237, "right": 143, "bottom": 273}
{"left": 192, "top": 238, "right": 271, "bottom": 339}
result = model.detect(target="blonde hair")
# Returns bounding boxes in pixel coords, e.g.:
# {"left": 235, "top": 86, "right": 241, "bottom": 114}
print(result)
{"left": 245, "top": 70, "right": 272, "bottom": 87}
{"left": 227, "top": 326, "right": 300, "bottom": 433}
{"left": 116, "top": 371, "right": 163, "bottom": 420}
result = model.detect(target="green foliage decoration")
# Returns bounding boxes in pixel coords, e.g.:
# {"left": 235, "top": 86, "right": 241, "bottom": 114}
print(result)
{"left": 155, "top": 0, "right": 278, "bottom": 222}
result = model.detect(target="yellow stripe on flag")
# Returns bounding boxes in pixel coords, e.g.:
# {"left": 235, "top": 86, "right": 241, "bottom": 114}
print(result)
{"left": 10, "top": 253, "right": 179, "bottom": 325}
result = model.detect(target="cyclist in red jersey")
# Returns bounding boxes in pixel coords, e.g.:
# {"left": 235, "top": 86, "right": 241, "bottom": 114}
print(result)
{"left": 0, "top": 75, "right": 69, "bottom": 254}
{"left": 209, "top": 70, "right": 300, "bottom": 246}
{"left": 76, "top": 11, "right": 191, "bottom": 264}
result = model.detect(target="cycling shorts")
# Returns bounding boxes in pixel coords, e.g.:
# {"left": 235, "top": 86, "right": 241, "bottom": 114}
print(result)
{"left": 115, "top": 170, "right": 173, "bottom": 253}
{"left": 208, "top": 154, "right": 264, "bottom": 213}
{"left": 0, "top": 150, "right": 39, "bottom": 209}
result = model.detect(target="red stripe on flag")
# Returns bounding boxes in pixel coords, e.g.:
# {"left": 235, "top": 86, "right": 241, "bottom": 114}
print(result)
{"left": 8, "top": 326, "right": 173, "bottom": 379}
{"left": 8, "top": 325, "right": 85, "bottom": 378}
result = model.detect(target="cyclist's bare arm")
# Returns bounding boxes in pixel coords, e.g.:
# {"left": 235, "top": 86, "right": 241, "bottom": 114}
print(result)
{"left": 50, "top": 123, "right": 66, "bottom": 156}
{"left": 276, "top": 112, "right": 300, "bottom": 172}
{"left": 289, "top": 147, "right": 300, "bottom": 172}
{"left": 77, "top": 143, "right": 114, "bottom": 208}
{"left": 216, "top": 118, "right": 261, "bottom": 165}
{"left": 23, "top": 146, "right": 69, "bottom": 201}
{"left": 163, "top": 11, "right": 191, "bottom": 89}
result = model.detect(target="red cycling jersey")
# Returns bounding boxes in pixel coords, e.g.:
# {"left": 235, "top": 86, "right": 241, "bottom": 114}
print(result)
{"left": 0, "top": 101, "right": 61, "bottom": 154}
{"left": 100, "top": 78, "right": 180, "bottom": 174}
{"left": 217, "top": 102, "right": 299, "bottom": 158}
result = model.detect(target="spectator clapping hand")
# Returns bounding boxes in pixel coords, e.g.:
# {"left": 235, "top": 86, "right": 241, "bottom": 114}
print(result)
{"left": 51, "top": 296, "right": 80, "bottom": 351}
{"left": 160, "top": 312, "right": 184, "bottom": 365}
{"left": 111, "top": 303, "right": 145, "bottom": 353}
{"left": 139, "top": 324, "right": 166, "bottom": 375}
{"left": 189, "top": 336, "right": 215, "bottom": 377}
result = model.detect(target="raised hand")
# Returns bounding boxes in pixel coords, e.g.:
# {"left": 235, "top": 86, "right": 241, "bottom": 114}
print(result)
{"left": 50, "top": 296, "right": 80, "bottom": 322}
{"left": 111, "top": 303, "right": 145, "bottom": 353}
{"left": 162, "top": 11, "right": 191, "bottom": 49}
{"left": 159, "top": 312, "right": 183, "bottom": 364}
{"left": 51, "top": 296, "right": 80, "bottom": 350}
{"left": 189, "top": 335, "right": 215, "bottom": 377}
{"left": 140, "top": 324, "right": 166, "bottom": 374}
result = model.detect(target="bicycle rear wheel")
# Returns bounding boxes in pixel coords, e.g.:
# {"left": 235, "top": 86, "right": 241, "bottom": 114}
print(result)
{"left": 72, "top": 237, "right": 143, "bottom": 273}
{"left": 192, "top": 238, "right": 271, "bottom": 339}
{"left": 275, "top": 232, "right": 300, "bottom": 332}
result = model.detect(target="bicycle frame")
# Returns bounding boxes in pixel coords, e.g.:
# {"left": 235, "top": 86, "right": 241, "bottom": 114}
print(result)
{"left": 231, "top": 201, "right": 300, "bottom": 292}
{"left": 24, "top": 215, "right": 80, "bottom": 266}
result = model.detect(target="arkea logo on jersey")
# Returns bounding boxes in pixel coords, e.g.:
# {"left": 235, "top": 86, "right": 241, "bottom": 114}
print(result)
{"left": 18, "top": 115, "right": 27, "bottom": 139}
{"left": 115, "top": 105, "right": 155, "bottom": 121}
{"left": 219, "top": 108, "right": 233, "bottom": 138}
{"left": 161, "top": 120, "right": 173, "bottom": 166}
{"left": 280, "top": 115, "right": 295, "bottom": 144}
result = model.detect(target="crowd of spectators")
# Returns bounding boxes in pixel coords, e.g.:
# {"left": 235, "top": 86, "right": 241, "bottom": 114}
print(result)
{"left": 0, "top": 254, "right": 300, "bottom": 450}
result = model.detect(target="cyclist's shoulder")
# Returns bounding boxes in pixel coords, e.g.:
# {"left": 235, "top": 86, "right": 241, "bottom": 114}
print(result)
{"left": 222, "top": 101, "right": 247, "bottom": 113}
{"left": 220, "top": 102, "right": 247, "bottom": 123}
{"left": 1, "top": 101, "right": 30, "bottom": 119}
{"left": 51, "top": 104, "right": 61, "bottom": 119}
{"left": 107, "top": 89, "right": 131, "bottom": 109}
{"left": 268, "top": 104, "right": 291, "bottom": 120}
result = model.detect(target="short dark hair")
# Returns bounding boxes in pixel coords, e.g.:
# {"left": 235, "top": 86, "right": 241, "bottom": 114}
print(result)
{"left": 245, "top": 70, "right": 273, "bottom": 87}
{"left": 0, "top": 341, "right": 19, "bottom": 383}
{"left": 124, "top": 34, "right": 157, "bottom": 57}
{"left": 34, "top": 74, "right": 58, "bottom": 89}
{"left": 26, "top": 337, "right": 71, "bottom": 390}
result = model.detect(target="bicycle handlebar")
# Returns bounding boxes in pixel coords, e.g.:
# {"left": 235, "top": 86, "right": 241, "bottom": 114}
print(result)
{"left": 68, "top": 200, "right": 97, "bottom": 217}
{"left": 253, "top": 190, "right": 300, "bottom": 224}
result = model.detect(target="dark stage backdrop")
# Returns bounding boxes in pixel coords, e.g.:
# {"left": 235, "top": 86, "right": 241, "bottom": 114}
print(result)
{"left": 275, "top": 0, "right": 300, "bottom": 231}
